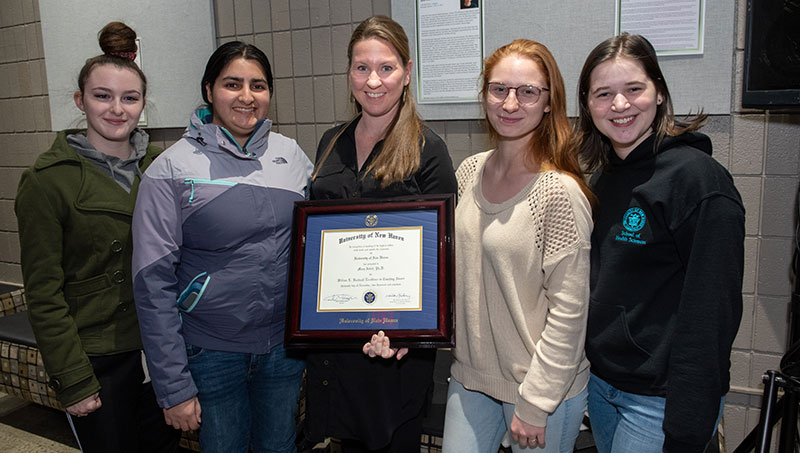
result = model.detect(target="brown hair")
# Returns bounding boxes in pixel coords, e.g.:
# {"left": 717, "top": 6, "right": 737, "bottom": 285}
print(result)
{"left": 482, "top": 39, "right": 594, "bottom": 205}
{"left": 312, "top": 15, "right": 423, "bottom": 187}
{"left": 77, "top": 22, "right": 147, "bottom": 97}
{"left": 576, "top": 33, "right": 706, "bottom": 172}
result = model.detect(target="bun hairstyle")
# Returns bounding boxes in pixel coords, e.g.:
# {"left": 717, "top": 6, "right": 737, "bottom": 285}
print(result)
{"left": 77, "top": 21, "right": 147, "bottom": 97}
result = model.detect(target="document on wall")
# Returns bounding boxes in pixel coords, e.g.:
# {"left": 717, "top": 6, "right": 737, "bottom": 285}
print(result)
{"left": 616, "top": 0, "right": 705, "bottom": 55}
{"left": 415, "top": 0, "right": 484, "bottom": 103}
{"left": 135, "top": 37, "right": 147, "bottom": 126}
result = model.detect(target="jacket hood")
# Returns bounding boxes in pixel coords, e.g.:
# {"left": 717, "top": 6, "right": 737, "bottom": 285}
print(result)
{"left": 66, "top": 130, "right": 149, "bottom": 192}
{"left": 67, "top": 130, "right": 149, "bottom": 163}
{"left": 659, "top": 132, "right": 712, "bottom": 156}
{"left": 33, "top": 129, "right": 151, "bottom": 170}
{"left": 184, "top": 107, "right": 273, "bottom": 160}
{"left": 610, "top": 132, "right": 712, "bottom": 167}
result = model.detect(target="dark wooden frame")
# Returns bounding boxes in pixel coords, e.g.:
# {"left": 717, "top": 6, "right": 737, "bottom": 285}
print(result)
{"left": 285, "top": 194, "right": 455, "bottom": 348}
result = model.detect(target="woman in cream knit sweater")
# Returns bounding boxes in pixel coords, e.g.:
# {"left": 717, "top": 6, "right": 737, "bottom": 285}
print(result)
{"left": 442, "top": 39, "right": 594, "bottom": 453}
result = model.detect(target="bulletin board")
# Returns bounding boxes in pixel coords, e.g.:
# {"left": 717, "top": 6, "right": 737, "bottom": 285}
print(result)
{"left": 40, "top": 0, "right": 216, "bottom": 129}
{"left": 392, "top": 0, "right": 735, "bottom": 119}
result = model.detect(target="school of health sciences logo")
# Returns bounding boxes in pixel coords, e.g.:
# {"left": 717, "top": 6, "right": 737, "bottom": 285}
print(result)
{"left": 623, "top": 207, "right": 646, "bottom": 232}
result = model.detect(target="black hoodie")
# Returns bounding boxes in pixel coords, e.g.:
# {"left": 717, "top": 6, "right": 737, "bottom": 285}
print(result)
{"left": 587, "top": 132, "right": 744, "bottom": 452}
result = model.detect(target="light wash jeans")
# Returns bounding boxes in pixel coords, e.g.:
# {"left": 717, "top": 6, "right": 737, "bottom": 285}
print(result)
{"left": 442, "top": 377, "right": 587, "bottom": 453}
{"left": 186, "top": 344, "right": 305, "bottom": 453}
{"left": 587, "top": 373, "right": 724, "bottom": 453}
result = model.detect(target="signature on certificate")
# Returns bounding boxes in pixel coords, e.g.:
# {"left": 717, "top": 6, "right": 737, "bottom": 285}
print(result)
{"left": 324, "top": 294, "right": 356, "bottom": 303}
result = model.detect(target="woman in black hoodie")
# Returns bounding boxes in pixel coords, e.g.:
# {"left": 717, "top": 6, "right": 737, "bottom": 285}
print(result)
{"left": 576, "top": 33, "right": 745, "bottom": 453}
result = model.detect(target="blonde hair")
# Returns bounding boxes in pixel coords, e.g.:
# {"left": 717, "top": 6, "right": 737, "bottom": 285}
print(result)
{"left": 312, "top": 15, "right": 424, "bottom": 187}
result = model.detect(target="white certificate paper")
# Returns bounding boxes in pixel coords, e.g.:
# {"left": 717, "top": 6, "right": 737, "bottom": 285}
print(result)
{"left": 616, "top": 0, "right": 705, "bottom": 55}
{"left": 415, "top": 0, "right": 484, "bottom": 103}
{"left": 317, "top": 227, "right": 422, "bottom": 312}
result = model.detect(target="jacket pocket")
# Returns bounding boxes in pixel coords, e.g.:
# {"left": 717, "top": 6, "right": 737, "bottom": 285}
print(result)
{"left": 177, "top": 272, "right": 210, "bottom": 313}
{"left": 183, "top": 178, "right": 237, "bottom": 205}
{"left": 64, "top": 274, "right": 115, "bottom": 338}
{"left": 586, "top": 302, "right": 652, "bottom": 370}
{"left": 64, "top": 274, "right": 111, "bottom": 298}
{"left": 185, "top": 344, "right": 205, "bottom": 360}
{"left": 177, "top": 272, "right": 210, "bottom": 325}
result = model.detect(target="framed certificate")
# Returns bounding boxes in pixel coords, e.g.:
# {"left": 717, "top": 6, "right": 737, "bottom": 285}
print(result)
{"left": 285, "top": 194, "right": 455, "bottom": 348}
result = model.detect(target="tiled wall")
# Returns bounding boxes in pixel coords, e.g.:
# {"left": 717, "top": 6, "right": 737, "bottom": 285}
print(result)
{"left": 210, "top": 0, "right": 492, "bottom": 164}
{"left": 721, "top": 2, "right": 800, "bottom": 448}
{"left": 0, "top": 0, "right": 49, "bottom": 284}
{"left": 0, "top": 0, "right": 799, "bottom": 450}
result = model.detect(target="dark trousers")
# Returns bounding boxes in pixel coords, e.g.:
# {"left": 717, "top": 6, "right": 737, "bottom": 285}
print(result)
{"left": 67, "top": 350, "right": 180, "bottom": 453}
{"left": 340, "top": 413, "right": 424, "bottom": 453}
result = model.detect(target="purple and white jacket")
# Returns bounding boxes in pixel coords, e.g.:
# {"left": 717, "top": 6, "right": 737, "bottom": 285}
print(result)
{"left": 132, "top": 108, "right": 312, "bottom": 408}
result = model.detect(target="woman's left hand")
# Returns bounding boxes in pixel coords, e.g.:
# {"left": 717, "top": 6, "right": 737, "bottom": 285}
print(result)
{"left": 66, "top": 392, "right": 102, "bottom": 417}
{"left": 362, "top": 330, "right": 408, "bottom": 360}
{"left": 510, "top": 414, "right": 545, "bottom": 449}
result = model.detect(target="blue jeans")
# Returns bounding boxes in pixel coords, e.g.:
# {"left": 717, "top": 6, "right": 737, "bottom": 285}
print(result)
{"left": 442, "top": 377, "right": 587, "bottom": 453}
{"left": 186, "top": 344, "right": 305, "bottom": 453}
{"left": 587, "top": 373, "right": 724, "bottom": 453}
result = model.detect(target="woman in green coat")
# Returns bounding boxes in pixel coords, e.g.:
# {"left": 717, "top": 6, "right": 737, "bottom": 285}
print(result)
{"left": 14, "top": 22, "right": 179, "bottom": 453}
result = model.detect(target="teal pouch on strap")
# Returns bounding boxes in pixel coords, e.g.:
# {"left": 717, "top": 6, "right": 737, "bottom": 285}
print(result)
{"left": 177, "top": 272, "right": 210, "bottom": 321}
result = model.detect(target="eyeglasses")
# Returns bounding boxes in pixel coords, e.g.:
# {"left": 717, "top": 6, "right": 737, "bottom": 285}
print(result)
{"left": 487, "top": 83, "right": 549, "bottom": 104}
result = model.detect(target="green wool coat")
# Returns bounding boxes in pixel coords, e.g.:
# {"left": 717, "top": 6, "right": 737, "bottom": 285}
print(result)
{"left": 15, "top": 130, "right": 160, "bottom": 407}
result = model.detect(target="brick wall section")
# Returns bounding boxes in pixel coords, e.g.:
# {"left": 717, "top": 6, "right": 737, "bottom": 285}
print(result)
{"left": 0, "top": 0, "right": 50, "bottom": 284}
{"left": 722, "top": 0, "right": 800, "bottom": 449}
{"left": 0, "top": 1, "right": 185, "bottom": 283}
{"left": 0, "top": 0, "right": 798, "bottom": 450}
{"left": 211, "top": 0, "right": 492, "bottom": 162}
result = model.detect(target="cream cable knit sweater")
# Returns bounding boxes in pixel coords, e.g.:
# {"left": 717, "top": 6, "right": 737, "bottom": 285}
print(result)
{"left": 451, "top": 150, "right": 592, "bottom": 427}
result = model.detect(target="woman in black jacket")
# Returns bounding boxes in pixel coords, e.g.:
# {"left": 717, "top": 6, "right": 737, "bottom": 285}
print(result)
{"left": 304, "top": 15, "right": 457, "bottom": 452}
{"left": 576, "top": 33, "right": 745, "bottom": 453}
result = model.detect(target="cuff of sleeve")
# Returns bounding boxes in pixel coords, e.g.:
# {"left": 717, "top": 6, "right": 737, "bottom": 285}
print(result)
{"left": 56, "top": 374, "right": 101, "bottom": 407}
{"left": 159, "top": 382, "right": 198, "bottom": 409}
{"left": 663, "top": 434, "right": 707, "bottom": 453}
{"left": 514, "top": 397, "right": 549, "bottom": 427}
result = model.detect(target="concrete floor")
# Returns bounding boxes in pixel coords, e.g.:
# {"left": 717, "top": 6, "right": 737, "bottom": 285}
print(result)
{"left": 0, "top": 391, "right": 78, "bottom": 452}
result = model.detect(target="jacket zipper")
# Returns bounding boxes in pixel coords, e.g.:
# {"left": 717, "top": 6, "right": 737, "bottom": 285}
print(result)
{"left": 183, "top": 178, "right": 237, "bottom": 204}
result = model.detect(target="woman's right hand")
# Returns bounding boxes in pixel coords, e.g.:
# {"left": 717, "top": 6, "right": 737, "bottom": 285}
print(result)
{"left": 362, "top": 330, "right": 408, "bottom": 360}
{"left": 66, "top": 392, "right": 102, "bottom": 417}
{"left": 510, "top": 413, "right": 546, "bottom": 449}
{"left": 163, "top": 396, "right": 202, "bottom": 431}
